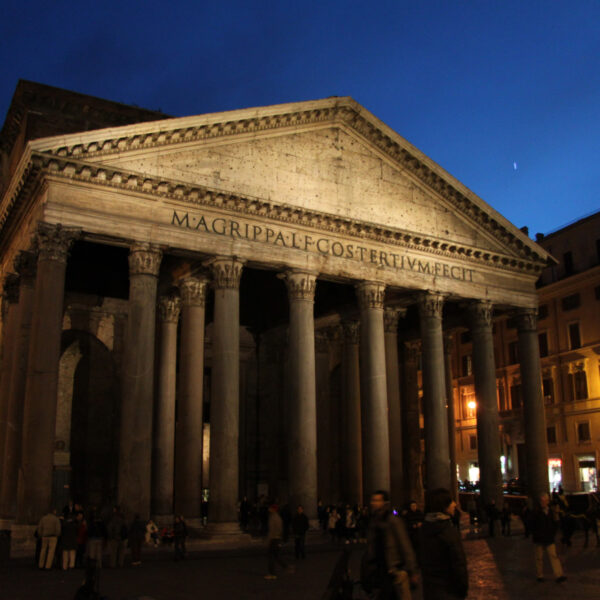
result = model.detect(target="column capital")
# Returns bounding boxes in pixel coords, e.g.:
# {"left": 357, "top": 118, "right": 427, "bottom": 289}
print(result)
{"left": 383, "top": 307, "right": 406, "bottom": 333}
{"left": 417, "top": 291, "right": 446, "bottom": 319}
{"left": 356, "top": 281, "right": 385, "bottom": 310}
{"left": 206, "top": 256, "right": 245, "bottom": 289}
{"left": 14, "top": 250, "right": 37, "bottom": 281}
{"left": 129, "top": 243, "right": 162, "bottom": 277}
{"left": 34, "top": 223, "right": 80, "bottom": 264}
{"left": 468, "top": 300, "right": 493, "bottom": 330}
{"left": 158, "top": 296, "right": 181, "bottom": 323}
{"left": 179, "top": 276, "right": 208, "bottom": 307}
{"left": 404, "top": 340, "right": 421, "bottom": 362}
{"left": 280, "top": 270, "right": 317, "bottom": 301}
{"left": 341, "top": 320, "right": 360, "bottom": 344}
{"left": 515, "top": 308, "right": 537, "bottom": 332}
{"left": 315, "top": 331, "right": 329, "bottom": 354}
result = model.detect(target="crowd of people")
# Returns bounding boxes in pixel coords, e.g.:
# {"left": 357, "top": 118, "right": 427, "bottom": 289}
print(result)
{"left": 35, "top": 503, "right": 188, "bottom": 571}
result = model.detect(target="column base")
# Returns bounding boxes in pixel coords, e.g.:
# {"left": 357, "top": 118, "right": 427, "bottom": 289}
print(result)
{"left": 9, "top": 524, "right": 37, "bottom": 558}
{"left": 203, "top": 521, "right": 254, "bottom": 546}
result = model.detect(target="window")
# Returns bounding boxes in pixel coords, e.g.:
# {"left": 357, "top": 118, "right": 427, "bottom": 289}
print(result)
{"left": 562, "top": 293, "right": 580, "bottom": 311}
{"left": 461, "top": 355, "right": 472, "bottom": 377}
{"left": 462, "top": 391, "right": 476, "bottom": 418}
{"left": 572, "top": 370, "right": 588, "bottom": 400}
{"left": 547, "top": 426, "right": 557, "bottom": 444}
{"left": 543, "top": 378, "right": 554, "bottom": 404}
{"left": 497, "top": 381, "right": 507, "bottom": 411}
{"left": 508, "top": 341, "right": 519, "bottom": 365}
{"left": 538, "top": 332, "right": 549, "bottom": 357}
{"left": 538, "top": 304, "right": 549, "bottom": 320}
{"left": 510, "top": 383, "right": 522, "bottom": 410}
{"left": 469, "top": 435, "right": 477, "bottom": 450}
{"left": 564, "top": 251, "right": 574, "bottom": 275}
{"left": 568, "top": 323, "right": 581, "bottom": 349}
{"left": 577, "top": 421, "right": 591, "bottom": 443}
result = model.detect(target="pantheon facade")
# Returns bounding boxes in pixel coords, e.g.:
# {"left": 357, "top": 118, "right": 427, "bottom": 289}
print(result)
{"left": 0, "top": 82, "right": 551, "bottom": 543}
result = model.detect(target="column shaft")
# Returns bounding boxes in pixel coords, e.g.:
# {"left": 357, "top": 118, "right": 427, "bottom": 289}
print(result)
{"left": 418, "top": 292, "right": 451, "bottom": 491}
{"left": 17, "top": 224, "right": 79, "bottom": 523}
{"left": 0, "top": 253, "right": 35, "bottom": 518}
{"left": 401, "top": 342, "right": 423, "bottom": 505}
{"left": 517, "top": 309, "right": 549, "bottom": 501}
{"left": 357, "top": 282, "right": 390, "bottom": 498}
{"left": 470, "top": 302, "right": 503, "bottom": 506}
{"left": 152, "top": 296, "right": 180, "bottom": 516}
{"left": 175, "top": 277, "right": 207, "bottom": 518}
{"left": 284, "top": 271, "right": 318, "bottom": 519}
{"left": 341, "top": 321, "right": 363, "bottom": 506}
{"left": 384, "top": 308, "right": 404, "bottom": 508}
{"left": 118, "top": 243, "right": 162, "bottom": 519}
{"left": 443, "top": 335, "right": 458, "bottom": 501}
{"left": 208, "top": 258, "right": 243, "bottom": 524}
{"left": 315, "top": 332, "right": 332, "bottom": 504}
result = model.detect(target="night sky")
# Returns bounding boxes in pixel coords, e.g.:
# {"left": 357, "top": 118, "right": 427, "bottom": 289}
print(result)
{"left": 1, "top": 1, "right": 598, "bottom": 236}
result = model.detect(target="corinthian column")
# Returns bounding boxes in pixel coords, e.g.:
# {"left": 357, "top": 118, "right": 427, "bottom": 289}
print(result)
{"left": 175, "top": 276, "right": 208, "bottom": 519}
{"left": 152, "top": 296, "right": 180, "bottom": 517}
{"left": 356, "top": 281, "right": 390, "bottom": 497}
{"left": 207, "top": 257, "right": 244, "bottom": 525}
{"left": 341, "top": 321, "right": 362, "bottom": 506}
{"left": 385, "top": 308, "right": 405, "bottom": 507}
{"left": 315, "top": 331, "right": 332, "bottom": 504}
{"left": 17, "top": 223, "right": 79, "bottom": 524}
{"left": 0, "top": 274, "right": 20, "bottom": 498}
{"left": 516, "top": 309, "right": 549, "bottom": 501}
{"left": 118, "top": 242, "right": 162, "bottom": 519}
{"left": 469, "top": 301, "right": 503, "bottom": 506}
{"left": 402, "top": 341, "right": 423, "bottom": 504}
{"left": 418, "top": 291, "right": 451, "bottom": 492}
{"left": 0, "top": 252, "right": 36, "bottom": 519}
{"left": 443, "top": 334, "right": 458, "bottom": 501}
{"left": 281, "top": 271, "right": 318, "bottom": 519}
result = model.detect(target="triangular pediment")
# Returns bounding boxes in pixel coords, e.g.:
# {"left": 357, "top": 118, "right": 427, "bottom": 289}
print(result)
{"left": 25, "top": 97, "right": 550, "bottom": 265}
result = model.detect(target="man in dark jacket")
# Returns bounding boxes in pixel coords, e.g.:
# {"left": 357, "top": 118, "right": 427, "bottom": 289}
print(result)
{"left": 530, "top": 492, "right": 566, "bottom": 583}
{"left": 419, "top": 488, "right": 468, "bottom": 600}
{"left": 363, "top": 490, "right": 418, "bottom": 599}
{"left": 291, "top": 505, "right": 309, "bottom": 559}
{"left": 106, "top": 506, "right": 127, "bottom": 568}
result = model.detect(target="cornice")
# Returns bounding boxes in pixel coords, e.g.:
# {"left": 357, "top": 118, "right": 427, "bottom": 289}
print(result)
{"left": 0, "top": 151, "right": 548, "bottom": 278}
{"left": 24, "top": 98, "right": 549, "bottom": 266}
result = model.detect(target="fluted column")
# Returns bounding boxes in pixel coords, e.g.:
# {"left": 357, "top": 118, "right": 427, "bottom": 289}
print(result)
{"left": 402, "top": 341, "right": 423, "bottom": 504}
{"left": 469, "top": 301, "right": 503, "bottom": 506}
{"left": 384, "top": 307, "right": 404, "bottom": 507}
{"left": 152, "top": 296, "right": 180, "bottom": 516}
{"left": 356, "top": 282, "right": 390, "bottom": 497}
{"left": 0, "top": 252, "right": 36, "bottom": 519}
{"left": 0, "top": 274, "right": 20, "bottom": 496}
{"left": 17, "top": 224, "right": 79, "bottom": 523}
{"left": 315, "top": 331, "right": 332, "bottom": 504}
{"left": 443, "top": 334, "right": 458, "bottom": 501}
{"left": 282, "top": 270, "right": 318, "bottom": 519}
{"left": 175, "top": 276, "right": 208, "bottom": 519}
{"left": 341, "top": 321, "right": 363, "bottom": 506}
{"left": 118, "top": 242, "right": 162, "bottom": 519}
{"left": 207, "top": 257, "right": 244, "bottom": 525}
{"left": 517, "top": 308, "right": 549, "bottom": 501}
{"left": 418, "top": 291, "right": 451, "bottom": 492}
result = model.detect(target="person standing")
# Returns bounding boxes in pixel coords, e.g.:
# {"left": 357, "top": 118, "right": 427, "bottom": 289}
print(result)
{"left": 291, "top": 505, "right": 309, "bottom": 559}
{"left": 264, "top": 504, "right": 291, "bottom": 580}
{"left": 530, "top": 492, "right": 566, "bottom": 583}
{"left": 37, "top": 508, "right": 62, "bottom": 570}
{"left": 403, "top": 501, "right": 424, "bottom": 554}
{"left": 106, "top": 505, "right": 127, "bottom": 568}
{"left": 500, "top": 501, "right": 512, "bottom": 537}
{"left": 128, "top": 514, "right": 146, "bottom": 566}
{"left": 419, "top": 488, "right": 468, "bottom": 600}
{"left": 362, "top": 490, "right": 418, "bottom": 600}
{"left": 61, "top": 512, "right": 78, "bottom": 570}
{"left": 173, "top": 515, "right": 188, "bottom": 561}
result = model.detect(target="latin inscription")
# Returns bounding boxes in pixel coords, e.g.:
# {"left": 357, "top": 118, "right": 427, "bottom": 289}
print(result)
{"left": 171, "top": 210, "right": 475, "bottom": 282}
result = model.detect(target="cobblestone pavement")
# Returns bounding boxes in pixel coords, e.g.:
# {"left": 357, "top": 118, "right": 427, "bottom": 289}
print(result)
{"left": 1, "top": 526, "right": 598, "bottom": 599}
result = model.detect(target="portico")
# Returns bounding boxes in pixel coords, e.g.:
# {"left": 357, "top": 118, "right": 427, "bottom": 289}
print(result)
{"left": 0, "top": 88, "right": 552, "bottom": 548}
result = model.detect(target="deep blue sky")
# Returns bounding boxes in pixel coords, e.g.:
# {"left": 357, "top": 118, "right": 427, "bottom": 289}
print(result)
{"left": 1, "top": 1, "right": 598, "bottom": 236}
